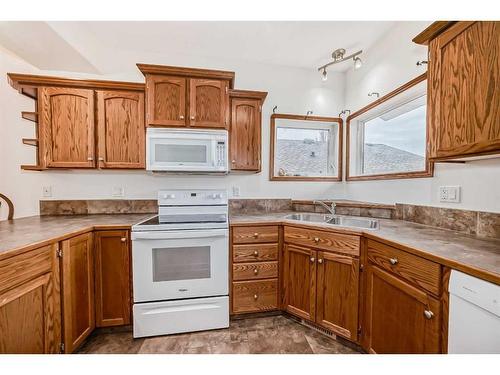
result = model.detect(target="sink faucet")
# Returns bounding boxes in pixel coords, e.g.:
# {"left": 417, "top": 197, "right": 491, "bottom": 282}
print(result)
{"left": 313, "top": 200, "right": 336, "bottom": 215}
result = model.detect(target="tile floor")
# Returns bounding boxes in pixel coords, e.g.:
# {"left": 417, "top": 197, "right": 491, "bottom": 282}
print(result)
{"left": 77, "top": 315, "right": 360, "bottom": 354}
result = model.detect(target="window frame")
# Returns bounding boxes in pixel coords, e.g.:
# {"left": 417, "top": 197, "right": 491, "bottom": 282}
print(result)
{"left": 346, "top": 73, "right": 434, "bottom": 181}
{"left": 269, "top": 113, "right": 343, "bottom": 182}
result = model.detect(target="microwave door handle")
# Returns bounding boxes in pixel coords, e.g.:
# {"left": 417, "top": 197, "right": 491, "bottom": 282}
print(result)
{"left": 131, "top": 230, "right": 228, "bottom": 241}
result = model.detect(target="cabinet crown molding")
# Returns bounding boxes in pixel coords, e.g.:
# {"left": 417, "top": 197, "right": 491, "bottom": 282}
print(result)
{"left": 412, "top": 21, "right": 457, "bottom": 45}
{"left": 229, "top": 89, "right": 268, "bottom": 101}
{"left": 7, "top": 73, "right": 145, "bottom": 92}
{"left": 136, "top": 63, "right": 235, "bottom": 88}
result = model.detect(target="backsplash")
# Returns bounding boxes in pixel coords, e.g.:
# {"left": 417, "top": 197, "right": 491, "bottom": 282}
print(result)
{"left": 395, "top": 204, "right": 500, "bottom": 239}
{"left": 229, "top": 199, "right": 293, "bottom": 214}
{"left": 40, "top": 200, "right": 157, "bottom": 215}
{"left": 292, "top": 200, "right": 396, "bottom": 219}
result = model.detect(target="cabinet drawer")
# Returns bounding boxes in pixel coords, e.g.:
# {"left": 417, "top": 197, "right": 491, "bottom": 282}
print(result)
{"left": 232, "top": 226, "right": 279, "bottom": 244}
{"left": 233, "top": 261, "right": 278, "bottom": 281}
{"left": 232, "top": 279, "right": 278, "bottom": 314}
{"left": 367, "top": 240, "right": 441, "bottom": 295}
{"left": 284, "top": 226, "right": 360, "bottom": 256}
{"left": 233, "top": 243, "right": 278, "bottom": 263}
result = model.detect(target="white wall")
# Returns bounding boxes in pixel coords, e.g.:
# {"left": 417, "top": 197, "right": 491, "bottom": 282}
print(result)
{"left": 0, "top": 45, "right": 347, "bottom": 219}
{"left": 343, "top": 22, "right": 500, "bottom": 213}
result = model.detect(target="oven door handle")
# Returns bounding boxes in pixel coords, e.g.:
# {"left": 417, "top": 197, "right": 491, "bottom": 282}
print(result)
{"left": 131, "top": 229, "right": 228, "bottom": 241}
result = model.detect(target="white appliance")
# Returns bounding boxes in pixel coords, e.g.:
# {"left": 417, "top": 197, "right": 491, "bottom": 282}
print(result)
{"left": 448, "top": 270, "right": 500, "bottom": 353}
{"left": 131, "top": 189, "right": 229, "bottom": 338}
{"left": 146, "top": 128, "right": 228, "bottom": 173}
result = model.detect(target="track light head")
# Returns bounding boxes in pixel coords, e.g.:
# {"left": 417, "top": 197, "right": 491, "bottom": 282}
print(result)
{"left": 321, "top": 68, "right": 328, "bottom": 81}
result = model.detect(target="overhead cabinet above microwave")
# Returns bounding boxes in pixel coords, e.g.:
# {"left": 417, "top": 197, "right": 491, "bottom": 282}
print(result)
{"left": 137, "top": 64, "right": 235, "bottom": 130}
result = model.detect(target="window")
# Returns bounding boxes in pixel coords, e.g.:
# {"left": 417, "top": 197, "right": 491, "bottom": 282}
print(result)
{"left": 270, "top": 114, "right": 342, "bottom": 181}
{"left": 347, "top": 74, "right": 433, "bottom": 180}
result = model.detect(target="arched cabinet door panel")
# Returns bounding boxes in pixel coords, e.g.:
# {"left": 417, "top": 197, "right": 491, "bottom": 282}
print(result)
{"left": 96, "top": 90, "right": 145, "bottom": 169}
{"left": 230, "top": 98, "right": 261, "bottom": 171}
{"left": 189, "top": 78, "right": 229, "bottom": 128}
{"left": 39, "top": 87, "right": 95, "bottom": 168}
{"left": 146, "top": 75, "right": 186, "bottom": 126}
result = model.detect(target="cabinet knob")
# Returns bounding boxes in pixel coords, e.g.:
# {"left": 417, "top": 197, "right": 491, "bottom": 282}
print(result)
{"left": 389, "top": 257, "right": 398, "bottom": 265}
{"left": 98, "top": 157, "right": 104, "bottom": 161}
{"left": 253, "top": 294, "right": 258, "bottom": 300}
{"left": 121, "top": 237, "right": 127, "bottom": 243}
{"left": 424, "top": 310, "right": 434, "bottom": 320}
{"left": 318, "top": 259, "right": 323, "bottom": 264}
{"left": 253, "top": 232, "right": 259, "bottom": 238}
{"left": 232, "top": 160, "right": 236, "bottom": 163}
{"left": 253, "top": 250, "right": 259, "bottom": 256}
{"left": 314, "top": 237, "right": 320, "bottom": 243}
{"left": 254, "top": 269, "right": 259, "bottom": 275}
{"left": 310, "top": 257, "right": 315, "bottom": 263}
{"left": 190, "top": 116, "right": 195, "bottom": 120}
{"left": 179, "top": 115, "right": 184, "bottom": 119}
{"left": 87, "top": 157, "right": 93, "bottom": 161}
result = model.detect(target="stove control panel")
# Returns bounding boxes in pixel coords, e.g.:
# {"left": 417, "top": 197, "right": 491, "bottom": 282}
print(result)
{"left": 158, "top": 189, "right": 228, "bottom": 206}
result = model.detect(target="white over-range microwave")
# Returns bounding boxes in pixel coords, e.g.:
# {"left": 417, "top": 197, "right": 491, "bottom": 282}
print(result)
{"left": 146, "top": 128, "right": 229, "bottom": 173}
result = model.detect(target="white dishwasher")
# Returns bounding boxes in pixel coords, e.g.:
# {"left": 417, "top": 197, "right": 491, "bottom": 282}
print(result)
{"left": 448, "top": 270, "right": 500, "bottom": 353}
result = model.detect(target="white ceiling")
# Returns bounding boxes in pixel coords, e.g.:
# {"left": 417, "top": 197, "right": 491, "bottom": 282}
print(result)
{"left": 0, "top": 21, "right": 398, "bottom": 75}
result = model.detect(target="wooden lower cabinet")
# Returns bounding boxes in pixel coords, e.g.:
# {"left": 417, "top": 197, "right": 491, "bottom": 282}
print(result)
{"left": 363, "top": 264, "right": 441, "bottom": 354}
{"left": 316, "top": 251, "right": 359, "bottom": 341}
{"left": 0, "top": 244, "right": 61, "bottom": 353}
{"left": 61, "top": 232, "right": 95, "bottom": 353}
{"left": 283, "top": 244, "right": 317, "bottom": 321}
{"left": 94, "top": 230, "right": 131, "bottom": 327}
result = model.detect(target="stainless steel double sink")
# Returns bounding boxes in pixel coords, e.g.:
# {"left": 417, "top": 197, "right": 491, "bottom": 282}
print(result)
{"left": 284, "top": 213, "right": 379, "bottom": 230}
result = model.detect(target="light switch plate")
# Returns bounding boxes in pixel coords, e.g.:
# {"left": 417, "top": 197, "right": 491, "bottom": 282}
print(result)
{"left": 42, "top": 186, "right": 52, "bottom": 198}
{"left": 112, "top": 186, "right": 125, "bottom": 197}
{"left": 439, "top": 186, "right": 461, "bottom": 203}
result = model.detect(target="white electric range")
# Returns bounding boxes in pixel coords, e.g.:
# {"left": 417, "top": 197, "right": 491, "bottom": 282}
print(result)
{"left": 131, "top": 189, "right": 229, "bottom": 338}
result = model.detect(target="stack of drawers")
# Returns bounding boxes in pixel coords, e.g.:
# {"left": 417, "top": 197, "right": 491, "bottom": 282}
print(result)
{"left": 231, "top": 225, "right": 279, "bottom": 314}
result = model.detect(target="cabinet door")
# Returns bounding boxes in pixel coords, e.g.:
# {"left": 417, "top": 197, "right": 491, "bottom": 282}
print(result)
{"left": 96, "top": 90, "right": 145, "bottom": 169}
{"left": 363, "top": 264, "right": 441, "bottom": 354}
{"left": 0, "top": 244, "right": 61, "bottom": 353}
{"left": 230, "top": 98, "right": 261, "bottom": 171}
{"left": 39, "top": 87, "right": 95, "bottom": 168}
{"left": 61, "top": 232, "right": 95, "bottom": 353}
{"left": 428, "top": 21, "right": 500, "bottom": 159}
{"left": 316, "top": 252, "right": 359, "bottom": 340}
{"left": 146, "top": 75, "right": 186, "bottom": 126}
{"left": 283, "top": 244, "right": 316, "bottom": 321}
{"left": 189, "top": 78, "right": 229, "bottom": 128}
{"left": 94, "top": 230, "right": 131, "bottom": 327}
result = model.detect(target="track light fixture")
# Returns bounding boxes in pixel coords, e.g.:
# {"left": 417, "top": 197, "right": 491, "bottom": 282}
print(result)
{"left": 318, "top": 48, "right": 363, "bottom": 79}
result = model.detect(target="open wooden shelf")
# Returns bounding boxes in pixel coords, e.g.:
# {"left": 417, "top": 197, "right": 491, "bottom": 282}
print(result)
{"left": 21, "top": 111, "right": 38, "bottom": 122}
{"left": 20, "top": 86, "right": 38, "bottom": 99}
{"left": 22, "top": 138, "right": 39, "bottom": 147}
{"left": 21, "top": 165, "right": 45, "bottom": 171}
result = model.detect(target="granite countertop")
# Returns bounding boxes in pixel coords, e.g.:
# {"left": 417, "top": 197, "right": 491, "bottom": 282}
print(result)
{"left": 230, "top": 211, "right": 500, "bottom": 284}
{"left": 0, "top": 214, "right": 152, "bottom": 259}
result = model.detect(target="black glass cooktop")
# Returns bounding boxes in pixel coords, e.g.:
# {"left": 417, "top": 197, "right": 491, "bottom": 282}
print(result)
{"left": 139, "top": 214, "right": 227, "bottom": 226}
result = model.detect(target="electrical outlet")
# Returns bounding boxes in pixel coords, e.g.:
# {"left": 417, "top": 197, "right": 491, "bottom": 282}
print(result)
{"left": 439, "top": 186, "right": 461, "bottom": 203}
{"left": 42, "top": 186, "right": 52, "bottom": 198}
{"left": 112, "top": 186, "right": 125, "bottom": 197}
{"left": 232, "top": 186, "right": 240, "bottom": 197}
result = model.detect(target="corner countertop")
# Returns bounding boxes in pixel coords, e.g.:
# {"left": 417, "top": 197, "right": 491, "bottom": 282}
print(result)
{"left": 0, "top": 214, "right": 152, "bottom": 260}
{"left": 230, "top": 211, "right": 500, "bottom": 285}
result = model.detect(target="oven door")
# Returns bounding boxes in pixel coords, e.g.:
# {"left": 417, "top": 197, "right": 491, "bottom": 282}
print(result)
{"left": 132, "top": 229, "right": 228, "bottom": 302}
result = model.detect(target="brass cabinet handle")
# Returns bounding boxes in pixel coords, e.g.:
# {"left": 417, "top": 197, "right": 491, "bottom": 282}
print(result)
{"left": 87, "top": 157, "right": 93, "bottom": 161}
{"left": 389, "top": 257, "right": 399, "bottom": 265}
{"left": 314, "top": 237, "right": 320, "bottom": 243}
{"left": 190, "top": 116, "right": 195, "bottom": 120}
{"left": 424, "top": 310, "right": 434, "bottom": 319}
{"left": 253, "top": 250, "right": 259, "bottom": 256}
{"left": 98, "top": 157, "right": 104, "bottom": 161}
{"left": 310, "top": 257, "right": 315, "bottom": 263}
{"left": 318, "top": 259, "right": 323, "bottom": 264}
{"left": 232, "top": 160, "right": 236, "bottom": 163}
{"left": 254, "top": 269, "right": 258, "bottom": 275}
{"left": 179, "top": 115, "right": 185, "bottom": 119}
{"left": 253, "top": 232, "right": 259, "bottom": 238}
{"left": 121, "top": 237, "right": 127, "bottom": 243}
{"left": 253, "top": 294, "right": 258, "bottom": 300}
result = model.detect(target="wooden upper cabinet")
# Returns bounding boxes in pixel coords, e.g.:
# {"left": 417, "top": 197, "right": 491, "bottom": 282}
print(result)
{"left": 39, "top": 87, "right": 95, "bottom": 168}
{"left": 94, "top": 230, "right": 131, "bottom": 327}
{"left": 316, "top": 251, "right": 359, "bottom": 341}
{"left": 146, "top": 75, "right": 186, "bottom": 126}
{"left": 61, "top": 232, "right": 95, "bottom": 353}
{"left": 363, "top": 264, "right": 441, "bottom": 354}
{"left": 96, "top": 90, "right": 145, "bottom": 169}
{"left": 0, "top": 244, "right": 61, "bottom": 354}
{"left": 189, "top": 78, "right": 229, "bottom": 128}
{"left": 417, "top": 21, "right": 500, "bottom": 160}
{"left": 229, "top": 90, "right": 267, "bottom": 172}
{"left": 283, "top": 244, "right": 317, "bottom": 321}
